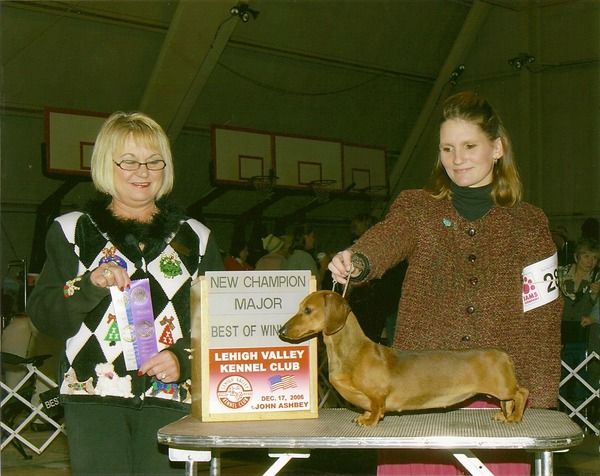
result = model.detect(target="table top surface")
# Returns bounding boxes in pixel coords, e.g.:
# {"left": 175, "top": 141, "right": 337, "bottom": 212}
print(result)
{"left": 158, "top": 408, "right": 584, "bottom": 451}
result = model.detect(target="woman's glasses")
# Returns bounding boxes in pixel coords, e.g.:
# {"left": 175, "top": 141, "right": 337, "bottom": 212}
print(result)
{"left": 113, "top": 159, "right": 166, "bottom": 171}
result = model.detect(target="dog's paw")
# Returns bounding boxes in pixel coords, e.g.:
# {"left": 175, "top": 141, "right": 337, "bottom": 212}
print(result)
{"left": 493, "top": 410, "right": 523, "bottom": 423}
{"left": 492, "top": 411, "right": 507, "bottom": 422}
{"left": 493, "top": 410, "right": 524, "bottom": 423}
{"left": 353, "top": 411, "right": 381, "bottom": 427}
{"left": 352, "top": 414, "right": 367, "bottom": 425}
{"left": 504, "top": 414, "right": 524, "bottom": 423}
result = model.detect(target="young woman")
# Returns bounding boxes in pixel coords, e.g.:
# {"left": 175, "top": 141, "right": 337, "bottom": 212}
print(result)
{"left": 329, "top": 91, "right": 562, "bottom": 475}
{"left": 558, "top": 238, "right": 600, "bottom": 404}
{"left": 27, "top": 112, "right": 224, "bottom": 475}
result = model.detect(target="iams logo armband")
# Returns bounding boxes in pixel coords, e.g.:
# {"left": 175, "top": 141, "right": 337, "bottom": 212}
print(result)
{"left": 521, "top": 253, "right": 559, "bottom": 312}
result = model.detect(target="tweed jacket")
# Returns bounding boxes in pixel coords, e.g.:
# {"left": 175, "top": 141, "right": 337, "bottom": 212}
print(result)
{"left": 351, "top": 189, "right": 563, "bottom": 408}
{"left": 27, "top": 198, "right": 224, "bottom": 410}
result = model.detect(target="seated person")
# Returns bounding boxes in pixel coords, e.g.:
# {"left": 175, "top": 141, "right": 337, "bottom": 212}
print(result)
{"left": 223, "top": 241, "right": 253, "bottom": 271}
{"left": 255, "top": 234, "right": 290, "bottom": 270}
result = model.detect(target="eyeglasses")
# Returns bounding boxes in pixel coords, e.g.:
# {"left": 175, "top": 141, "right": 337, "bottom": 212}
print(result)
{"left": 113, "top": 159, "right": 166, "bottom": 171}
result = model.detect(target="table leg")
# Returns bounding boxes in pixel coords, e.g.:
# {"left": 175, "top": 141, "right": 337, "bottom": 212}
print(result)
{"left": 210, "top": 449, "right": 221, "bottom": 476}
{"left": 169, "top": 448, "right": 214, "bottom": 476}
{"left": 452, "top": 450, "right": 495, "bottom": 476}
{"left": 185, "top": 461, "right": 195, "bottom": 476}
{"left": 264, "top": 450, "right": 311, "bottom": 476}
{"left": 533, "top": 450, "right": 553, "bottom": 476}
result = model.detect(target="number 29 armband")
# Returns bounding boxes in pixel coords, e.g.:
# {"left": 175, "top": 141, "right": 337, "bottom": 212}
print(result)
{"left": 521, "top": 253, "right": 559, "bottom": 312}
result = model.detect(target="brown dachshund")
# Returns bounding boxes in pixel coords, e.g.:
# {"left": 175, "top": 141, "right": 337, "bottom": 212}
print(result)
{"left": 279, "top": 291, "right": 529, "bottom": 427}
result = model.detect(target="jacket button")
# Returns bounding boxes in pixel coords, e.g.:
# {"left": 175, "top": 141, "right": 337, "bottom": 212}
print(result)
{"left": 469, "top": 277, "right": 478, "bottom": 286}
{"left": 461, "top": 335, "right": 471, "bottom": 342}
{"left": 467, "top": 227, "right": 476, "bottom": 237}
{"left": 466, "top": 305, "right": 475, "bottom": 314}
{"left": 468, "top": 254, "right": 476, "bottom": 263}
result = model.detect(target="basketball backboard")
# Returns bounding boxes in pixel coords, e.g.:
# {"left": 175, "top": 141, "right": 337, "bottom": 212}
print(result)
{"left": 212, "top": 125, "right": 386, "bottom": 194}
{"left": 45, "top": 108, "right": 108, "bottom": 176}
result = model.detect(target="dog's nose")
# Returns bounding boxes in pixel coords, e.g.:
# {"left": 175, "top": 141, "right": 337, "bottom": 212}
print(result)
{"left": 278, "top": 325, "right": 288, "bottom": 338}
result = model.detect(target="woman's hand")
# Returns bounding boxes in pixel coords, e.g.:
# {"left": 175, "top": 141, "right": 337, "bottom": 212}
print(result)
{"left": 90, "top": 262, "right": 130, "bottom": 290}
{"left": 138, "top": 350, "right": 181, "bottom": 383}
{"left": 328, "top": 249, "right": 358, "bottom": 284}
{"left": 581, "top": 316, "right": 594, "bottom": 327}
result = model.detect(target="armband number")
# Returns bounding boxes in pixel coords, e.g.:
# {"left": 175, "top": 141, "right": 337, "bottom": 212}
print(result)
{"left": 522, "top": 253, "right": 559, "bottom": 312}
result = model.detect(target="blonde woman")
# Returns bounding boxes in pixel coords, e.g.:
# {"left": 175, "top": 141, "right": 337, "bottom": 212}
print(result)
{"left": 27, "top": 112, "right": 223, "bottom": 475}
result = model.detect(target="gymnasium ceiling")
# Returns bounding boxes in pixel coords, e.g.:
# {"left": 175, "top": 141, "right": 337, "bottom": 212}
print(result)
{"left": 1, "top": 0, "right": 587, "bottom": 225}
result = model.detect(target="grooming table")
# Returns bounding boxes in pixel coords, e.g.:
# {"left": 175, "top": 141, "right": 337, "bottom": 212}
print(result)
{"left": 158, "top": 408, "right": 583, "bottom": 476}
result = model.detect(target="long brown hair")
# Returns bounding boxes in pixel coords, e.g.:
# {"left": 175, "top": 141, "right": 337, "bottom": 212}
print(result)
{"left": 426, "top": 91, "right": 522, "bottom": 206}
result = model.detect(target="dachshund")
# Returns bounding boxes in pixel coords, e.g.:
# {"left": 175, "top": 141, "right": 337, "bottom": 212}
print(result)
{"left": 279, "top": 291, "right": 529, "bottom": 427}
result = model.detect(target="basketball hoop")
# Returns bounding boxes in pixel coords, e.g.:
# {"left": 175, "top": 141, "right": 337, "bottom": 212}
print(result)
{"left": 310, "top": 179, "right": 336, "bottom": 203}
{"left": 249, "top": 175, "right": 277, "bottom": 195}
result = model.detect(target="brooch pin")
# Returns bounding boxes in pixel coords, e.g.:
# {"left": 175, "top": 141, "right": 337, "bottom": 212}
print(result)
{"left": 160, "top": 253, "right": 183, "bottom": 278}
{"left": 442, "top": 218, "right": 453, "bottom": 228}
{"left": 63, "top": 277, "right": 82, "bottom": 298}
{"left": 100, "top": 247, "right": 127, "bottom": 269}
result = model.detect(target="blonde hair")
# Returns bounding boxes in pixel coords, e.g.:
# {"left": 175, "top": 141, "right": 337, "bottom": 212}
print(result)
{"left": 90, "top": 111, "right": 174, "bottom": 199}
{"left": 427, "top": 91, "right": 522, "bottom": 206}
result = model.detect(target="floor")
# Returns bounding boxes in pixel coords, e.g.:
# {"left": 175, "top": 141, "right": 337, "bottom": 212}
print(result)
{"left": 2, "top": 425, "right": 599, "bottom": 475}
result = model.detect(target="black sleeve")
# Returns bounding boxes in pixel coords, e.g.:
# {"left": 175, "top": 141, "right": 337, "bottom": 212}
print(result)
{"left": 26, "top": 221, "right": 109, "bottom": 340}
{"left": 199, "top": 233, "right": 225, "bottom": 274}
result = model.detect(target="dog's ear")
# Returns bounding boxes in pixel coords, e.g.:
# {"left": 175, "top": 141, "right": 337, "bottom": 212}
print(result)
{"left": 323, "top": 292, "right": 350, "bottom": 335}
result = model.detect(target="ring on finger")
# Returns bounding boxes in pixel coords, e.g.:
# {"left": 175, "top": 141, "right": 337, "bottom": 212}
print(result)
{"left": 103, "top": 268, "right": 113, "bottom": 278}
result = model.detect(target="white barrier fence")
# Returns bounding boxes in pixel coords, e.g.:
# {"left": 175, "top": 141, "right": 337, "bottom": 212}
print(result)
{"left": 1, "top": 360, "right": 65, "bottom": 456}
{"left": 559, "top": 350, "right": 600, "bottom": 436}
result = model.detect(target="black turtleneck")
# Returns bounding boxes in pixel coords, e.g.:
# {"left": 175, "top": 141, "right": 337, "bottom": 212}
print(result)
{"left": 450, "top": 182, "right": 493, "bottom": 221}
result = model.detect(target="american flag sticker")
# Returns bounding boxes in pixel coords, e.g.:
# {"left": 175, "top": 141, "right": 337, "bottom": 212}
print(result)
{"left": 268, "top": 375, "right": 297, "bottom": 392}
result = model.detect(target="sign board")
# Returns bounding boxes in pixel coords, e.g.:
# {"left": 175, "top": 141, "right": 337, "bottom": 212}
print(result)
{"left": 44, "top": 107, "right": 108, "bottom": 176}
{"left": 191, "top": 271, "right": 318, "bottom": 422}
